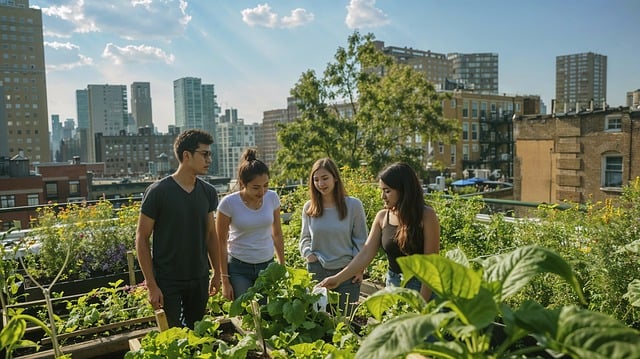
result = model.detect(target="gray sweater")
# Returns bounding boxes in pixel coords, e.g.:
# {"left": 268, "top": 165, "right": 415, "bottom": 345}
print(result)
{"left": 299, "top": 196, "right": 368, "bottom": 270}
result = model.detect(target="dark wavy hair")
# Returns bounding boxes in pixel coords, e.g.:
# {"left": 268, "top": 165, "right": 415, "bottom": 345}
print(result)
{"left": 306, "top": 158, "right": 348, "bottom": 220}
{"left": 236, "top": 148, "right": 269, "bottom": 188}
{"left": 378, "top": 162, "right": 425, "bottom": 255}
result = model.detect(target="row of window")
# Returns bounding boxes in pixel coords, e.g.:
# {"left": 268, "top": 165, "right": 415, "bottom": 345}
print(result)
{"left": 0, "top": 193, "right": 39, "bottom": 208}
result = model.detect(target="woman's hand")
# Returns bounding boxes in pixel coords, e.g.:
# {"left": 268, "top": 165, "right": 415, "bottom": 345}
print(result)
{"left": 318, "top": 275, "right": 340, "bottom": 289}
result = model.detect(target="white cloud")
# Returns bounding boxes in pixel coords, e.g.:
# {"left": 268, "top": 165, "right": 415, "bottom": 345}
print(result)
{"left": 46, "top": 54, "right": 94, "bottom": 72}
{"left": 102, "top": 43, "right": 175, "bottom": 65}
{"left": 281, "top": 8, "right": 314, "bottom": 28}
{"left": 345, "top": 0, "right": 390, "bottom": 29}
{"left": 39, "top": 0, "right": 191, "bottom": 40}
{"left": 242, "top": 3, "right": 313, "bottom": 28}
{"left": 45, "top": 41, "right": 79, "bottom": 50}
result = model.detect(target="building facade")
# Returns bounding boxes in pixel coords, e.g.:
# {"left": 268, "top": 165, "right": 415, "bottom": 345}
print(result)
{"left": 436, "top": 91, "right": 540, "bottom": 179}
{"left": 555, "top": 52, "right": 607, "bottom": 112}
{"left": 375, "top": 41, "right": 498, "bottom": 94}
{"left": 0, "top": 0, "right": 50, "bottom": 162}
{"left": 448, "top": 52, "right": 499, "bottom": 94}
{"left": 514, "top": 107, "right": 640, "bottom": 204}
{"left": 216, "top": 114, "right": 260, "bottom": 179}
{"left": 94, "top": 128, "right": 178, "bottom": 177}
{"left": 130, "top": 82, "right": 153, "bottom": 130}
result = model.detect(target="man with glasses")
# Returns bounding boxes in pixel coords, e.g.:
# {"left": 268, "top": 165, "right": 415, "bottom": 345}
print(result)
{"left": 136, "top": 129, "right": 221, "bottom": 328}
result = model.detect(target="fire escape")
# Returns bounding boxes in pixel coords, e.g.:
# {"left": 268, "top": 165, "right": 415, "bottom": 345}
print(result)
{"left": 462, "top": 110, "right": 514, "bottom": 179}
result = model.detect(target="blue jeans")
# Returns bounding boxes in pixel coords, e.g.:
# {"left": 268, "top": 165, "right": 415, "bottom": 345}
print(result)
{"left": 156, "top": 276, "right": 209, "bottom": 329}
{"left": 228, "top": 256, "right": 273, "bottom": 297}
{"left": 307, "top": 261, "right": 360, "bottom": 316}
{"left": 386, "top": 269, "right": 422, "bottom": 292}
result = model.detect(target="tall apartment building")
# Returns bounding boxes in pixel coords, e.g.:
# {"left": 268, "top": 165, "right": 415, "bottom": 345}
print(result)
{"left": 173, "top": 77, "right": 219, "bottom": 174}
{"left": 375, "top": 41, "right": 498, "bottom": 94}
{"left": 260, "top": 97, "right": 301, "bottom": 168}
{"left": 374, "top": 41, "right": 451, "bottom": 89}
{"left": 50, "top": 114, "right": 62, "bottom": 160}
{"left": 0, "top": 0, "right": 50, "bottom": 162}
{"left": 77, "top": 84, "right": 128, "bottom": 162}
{"left": 555, "top": 52, "right": 607, "bottom": 111}
{"left": 173, "top": 77, "right": 218, "bottom": 135}
{"left": 216, "top": 112, "right": 260, "bottom": 179}
{"left": 75, "top": 89, "right": 90, "bottom": 162}
{"left": 130, "top": 82, "right": 153, "bottom": 130}
{"left": 448, "top": 53, "right": 499, "bottom": 94}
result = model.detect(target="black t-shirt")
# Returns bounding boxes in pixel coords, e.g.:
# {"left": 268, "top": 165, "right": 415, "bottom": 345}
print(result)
{"left": 141, "top": 176, "right": 218, "bottom": 280}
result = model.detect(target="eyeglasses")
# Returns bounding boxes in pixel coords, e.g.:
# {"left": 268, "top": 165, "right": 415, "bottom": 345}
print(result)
{"left": 193, "top": 150, "right": 212, "bottom": 159}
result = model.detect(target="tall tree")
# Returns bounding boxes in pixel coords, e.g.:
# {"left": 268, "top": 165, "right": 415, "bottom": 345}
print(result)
{"left": 275, "top": 31, "right": 459, "bottom": 182}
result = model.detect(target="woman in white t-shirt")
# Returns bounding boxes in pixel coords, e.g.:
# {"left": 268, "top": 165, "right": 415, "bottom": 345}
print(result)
{"left": 216, "top": 148, "right": 285, "bottom": 300}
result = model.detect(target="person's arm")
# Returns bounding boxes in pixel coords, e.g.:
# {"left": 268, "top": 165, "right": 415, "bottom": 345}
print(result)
{"left": 319, "top": 209, "right": 385, "bottom": 289}
{"left": 272, "top": 208, "right": 285, "bottom": 265}
{"left": 135, "top": 213, "right": 163, "bottom": 309}
{"left": 419, "top": 206, "right": 440, "bottom": 301}
{"left": 299, "top": 206, "right": 317, "bottom": 263}
{"left": 215, "top": 211, "right": 233, "bottom": 300}
{"left": 206, "top": 211, "right": 220, "bottom": 295}
{"left": 350, "top": 200, "right": 369, "bottom": 283}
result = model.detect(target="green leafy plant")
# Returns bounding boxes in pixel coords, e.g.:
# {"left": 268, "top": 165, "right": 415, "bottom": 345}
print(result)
{"left": 229, "top": 263, "right": 336, "bottom": 348}
{"left": 355, "top": 245, "right": 640, "bottom": 359}
{"left": 58, "top": 280, "right": 153, "bottom": 334}
{"left": 124, "top": 316, "right": 259, "bottom": 359}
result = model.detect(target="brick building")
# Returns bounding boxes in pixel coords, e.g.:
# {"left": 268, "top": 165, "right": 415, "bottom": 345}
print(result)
{"left": 514, "top": 107, "right": 640, "bottom": 204}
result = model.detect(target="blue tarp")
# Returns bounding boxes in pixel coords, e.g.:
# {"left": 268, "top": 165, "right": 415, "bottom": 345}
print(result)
{"left": 451, "top": 177, "right": 485, "bottom": 186}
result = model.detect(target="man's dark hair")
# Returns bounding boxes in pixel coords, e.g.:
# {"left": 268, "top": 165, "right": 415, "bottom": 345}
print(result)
{"left": 174, "top": 129, "right": 214, "bottom": 162}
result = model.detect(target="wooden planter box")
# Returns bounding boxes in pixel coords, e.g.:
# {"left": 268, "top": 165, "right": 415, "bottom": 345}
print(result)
{"left": 20, "top": 270, "right": 144, "bottom": 302}
{"left": 14, "top": 316, "right": 157, "bottom": 359}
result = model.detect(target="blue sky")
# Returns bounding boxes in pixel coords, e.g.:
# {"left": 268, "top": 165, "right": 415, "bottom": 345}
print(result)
{"left": 32, "top": 0, "right": 639, "bottom": 133}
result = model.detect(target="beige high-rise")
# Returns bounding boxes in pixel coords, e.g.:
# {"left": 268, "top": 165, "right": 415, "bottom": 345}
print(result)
{"left": 555, "top": 52, "right": 607, "bottom": 112}
{"left": 0, "top": 0, "right": 50, "bottom": 162}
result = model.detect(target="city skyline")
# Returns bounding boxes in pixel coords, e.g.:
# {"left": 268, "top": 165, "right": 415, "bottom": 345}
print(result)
{"left": 33, "top": 0, "right": 640, "bottom": 133}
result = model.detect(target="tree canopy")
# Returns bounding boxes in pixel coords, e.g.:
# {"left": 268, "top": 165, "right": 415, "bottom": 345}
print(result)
{"left": 274, "top": 31, "right": 459, "bottom": 182}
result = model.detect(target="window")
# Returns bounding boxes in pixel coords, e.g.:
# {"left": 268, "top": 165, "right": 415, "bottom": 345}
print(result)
{"left": 471, "top": 123, "right": 478, "bottom": 141}
{"left": 462, "top": 144, "right": 469, "bottom": 160}
{"left": 605, "top": 116, "right": 622, "bottom": 132}
{"left": 602, "top": 155, "right": 622, "bottom": 188}
{"left": 1, "top": 195, "right": 15, "bottom": 208}
{"left": 462, "top": 123, "right": 469, "bottom": 140}
{"left": 450, "top": 145, "right": 456, "bottom": 165}
{"left": 462, "top": 101, "right": 469, "bottom": 118}
{"left": 69, "top": 180, "right": 80, "bottom": 196}
{"left": 472, "top": 101, "right": 478, "bottom": 118}
{"left": 27, "top": 193, "right": 39, "bottom": 206}
{"left": 45, "top": 182, "right": 58, "bottom": 199}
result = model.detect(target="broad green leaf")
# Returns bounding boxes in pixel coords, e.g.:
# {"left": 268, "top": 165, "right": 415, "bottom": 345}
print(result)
{"left": 0, "top": 317, "right": 26, "bottom": 348}
{"left": 526, "top": 305, "right": 640, "bottom": 359}
{"left": 355, "top": 312, "right": 453, "bottom": 359}
{"left": 450, "top": 285, "right": 498, "bottom": 328}
{"left": 363, "top": 286, "right": 427, "bottom": 320}
{"left": 483, "top": 245, "right": 585, "bottom": 303}
{"left": 398, "top": 254, "right": 482, "bottom": 300}
{"left": 445, "top": 247, "right": 470, "bottom": 267}
{"left": 623, "top": 279, "right": 640, "bottom": 307}
{"left": 283, "top": 299, "right": 305, "bottom": 326}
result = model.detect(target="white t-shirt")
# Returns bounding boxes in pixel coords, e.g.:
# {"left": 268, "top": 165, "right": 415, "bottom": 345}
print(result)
{"left": 217, "top": 190, "right": 280, "bottom": 264}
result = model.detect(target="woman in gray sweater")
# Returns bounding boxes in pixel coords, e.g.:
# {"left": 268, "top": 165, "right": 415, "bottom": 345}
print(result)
{"left": 299, "top": 158, "right": 368, "bottom": 315}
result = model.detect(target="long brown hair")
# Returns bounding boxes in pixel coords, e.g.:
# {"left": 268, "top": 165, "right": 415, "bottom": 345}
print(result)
{"left": 306, "top": 158, "right": 348, "bottom": 220}
{"left": 378, "top": 162, "right": 424, "bottom": 254}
